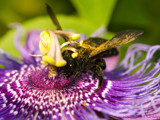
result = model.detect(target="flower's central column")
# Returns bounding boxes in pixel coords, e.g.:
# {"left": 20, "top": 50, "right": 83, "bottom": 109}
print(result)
{"left": 30, "top": 29, "right": 80, "bottom": 80}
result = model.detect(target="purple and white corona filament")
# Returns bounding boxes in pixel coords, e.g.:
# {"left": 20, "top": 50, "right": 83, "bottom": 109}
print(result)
{"left": 0, "top": 26, "right": 160, "bottom": 120}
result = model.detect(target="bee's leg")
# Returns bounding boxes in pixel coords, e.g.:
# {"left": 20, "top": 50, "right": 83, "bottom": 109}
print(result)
{"left": 87, "top": 61, "right": 104, "bottom": 89}
{"left": 95, "top": 58, "right": 106, "bottom": 70}
{"left": 94, "top": 65, "right": 103, "bottom": 89}
{"left": 73, "top": 71, "right": 83, "bottom": 83}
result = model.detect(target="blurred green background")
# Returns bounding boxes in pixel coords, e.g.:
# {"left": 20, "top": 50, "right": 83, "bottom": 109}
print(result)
{"left": 0, "top": 0, "right": 160, "bottom": 57}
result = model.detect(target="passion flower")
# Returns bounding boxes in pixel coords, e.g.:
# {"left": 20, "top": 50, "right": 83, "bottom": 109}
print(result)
{"left": 0, "top": 25, "right": 160, "bottom": 120}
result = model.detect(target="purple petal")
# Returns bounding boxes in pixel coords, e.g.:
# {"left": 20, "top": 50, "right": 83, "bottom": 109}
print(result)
{"left": 23, "top": 30, "right": 41, "bottom": 55}
{"left": 0, "top": 59, "right": 137, "bottom": 120}
{"left": 90, "top": 25, "right": 106, "bottom": 37}
{"left": 11, "top": 23, "right": 40, "bottom": 64}
{"left": 0, "top": 49, "right": 22, "bottom": 70}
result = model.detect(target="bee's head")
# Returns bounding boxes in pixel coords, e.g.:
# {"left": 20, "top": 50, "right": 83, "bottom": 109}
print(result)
{"left": 61, "top": 51, "right": 77, "bottom": 78}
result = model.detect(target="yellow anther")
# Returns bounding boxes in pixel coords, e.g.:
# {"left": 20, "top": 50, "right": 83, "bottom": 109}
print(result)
{"left": 39, "top": 30, "right": 51, "bottom": 55}
{"left": 43, "top": 31, "right": 50, "bottom": 44}
{"left": 42, "top": 56, "right": 56, "bottom": 66}
{"left": 55, "top": 60, "right": 67, "bottom": 67}
{"left": 68, "top": 34, "right": 80, "bottom": 41}
{"left": 53, "top": 30, "right": 80, "bottom": 41}
{"left": 42, "top": 55, "right": 67, "bottom": 67}
{"left": 71, "top": 52, "right": 78, "bottom": 59}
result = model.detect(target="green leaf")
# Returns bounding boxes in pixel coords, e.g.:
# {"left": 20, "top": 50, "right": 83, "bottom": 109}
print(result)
{"left": 71, "top": 0, "right": 117, "bottom": 28}
{"left": 0, "top": 15, "right": 97, "bottom": 56}
{"left": 110, "top": 0, "right": 150, "bottom": 28}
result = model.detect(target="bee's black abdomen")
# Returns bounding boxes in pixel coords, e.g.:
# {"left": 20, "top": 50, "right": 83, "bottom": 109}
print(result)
{"left": 105, "top": 48, "right": 119, "bottom": 57}
{"left": 92, "top": 47, "right": 119, "bottom": 58}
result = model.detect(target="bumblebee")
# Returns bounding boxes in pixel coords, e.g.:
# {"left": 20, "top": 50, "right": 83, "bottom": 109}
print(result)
{"left": 46, "top": 4, "right": 144, "bottom": 89}
{"left": 61, "top": 31, "right": 143, "bottom": 89}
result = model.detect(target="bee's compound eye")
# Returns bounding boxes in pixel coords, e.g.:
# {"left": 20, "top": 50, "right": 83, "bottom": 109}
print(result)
{"left": 66, "top": 58, "right": 76, "bottom": 69}
{"left": 61, "top": 58, "right": 76, "bottom": 77}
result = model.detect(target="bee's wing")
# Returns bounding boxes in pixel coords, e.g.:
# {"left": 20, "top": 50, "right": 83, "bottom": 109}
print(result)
{"left": 89, "top": 30, "right": 144, "bottom": 58}
{"left": 46, "top": 4, "right": 68, "bottom": 41}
